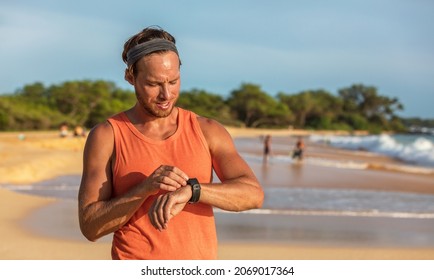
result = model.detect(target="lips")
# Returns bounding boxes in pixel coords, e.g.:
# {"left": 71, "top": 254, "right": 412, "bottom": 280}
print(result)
{"left": 156, "top": 102, "right": 171, "bottom": 110}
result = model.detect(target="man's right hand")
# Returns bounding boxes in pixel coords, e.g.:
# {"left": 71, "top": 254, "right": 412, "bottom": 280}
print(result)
{"left": 144, "top": 165, "right": 189, "bottom": 194}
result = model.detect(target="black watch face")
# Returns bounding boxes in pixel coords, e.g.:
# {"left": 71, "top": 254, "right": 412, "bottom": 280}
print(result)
{"left": 188, "top": 178, "right": 199, "bottom": 186}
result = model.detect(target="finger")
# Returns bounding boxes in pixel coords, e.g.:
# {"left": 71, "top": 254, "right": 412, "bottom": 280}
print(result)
{"left": 163, "top": 166, "right": 189, "bottom": 183}
{"left": 149, "top": 166, "right": 189, "bottom": 195}
{"left": 149, "top": 196, "right": 166, "bottom": 231}
{"left": 163, "top": 188, "right": 190, "bottom": 224}
{"left": 156, "top": 195, "right": 169, "bottom": 229}
{"left": 148, "top": 199, "right": 159, "bottom": 230}
{"left": 171, "top": 166, "right": 189, "bottom": 181}
{"left": 163, "top": 194, "right": 175, "bottom": 224}
{"left": 158, "top": 175, "right": 185, "bottom": 191}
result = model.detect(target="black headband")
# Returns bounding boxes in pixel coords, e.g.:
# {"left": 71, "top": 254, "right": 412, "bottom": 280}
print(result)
{"left": 126, "top": 38, "right": 179, "bottom": 67}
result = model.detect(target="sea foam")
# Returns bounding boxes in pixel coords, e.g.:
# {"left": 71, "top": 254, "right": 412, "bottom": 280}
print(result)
{"left": 310, "top": 134, "right": 434, "bottom": 168}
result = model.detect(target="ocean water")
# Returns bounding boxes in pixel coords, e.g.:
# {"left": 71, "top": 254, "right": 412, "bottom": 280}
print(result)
{"left": 4, "top": 144, "right": 434, "bottom": 246}
{"left": 236, "top": 136, "right": 434, "bottom": 218}
{"left": 2, "top": 134, "right": 434, "bottom": 219}
{"left": 12, "top": 175, "right": 434, "bottom": 247}
{"left": 4, "top": 167, "right": 434, "bottom": 220}
{"left": 310, "top": 133, "right": 434, "bottom": 168}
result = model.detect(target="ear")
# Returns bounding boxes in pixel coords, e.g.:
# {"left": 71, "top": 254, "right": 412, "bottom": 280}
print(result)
{"left": 124, "top": 68, "right": 135, "bottom": 85}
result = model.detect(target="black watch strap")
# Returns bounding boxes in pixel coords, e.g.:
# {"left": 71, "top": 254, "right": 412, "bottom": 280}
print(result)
{"left": 187, "top": 178, "right": 201, "bottom": 204}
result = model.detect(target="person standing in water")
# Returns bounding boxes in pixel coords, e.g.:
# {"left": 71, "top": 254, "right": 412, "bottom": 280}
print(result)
{"left": 292, "top": 137, "right": 305, "bottom": 162}
{"left": 263, "top": 134, "right": 271, "bottom": 164}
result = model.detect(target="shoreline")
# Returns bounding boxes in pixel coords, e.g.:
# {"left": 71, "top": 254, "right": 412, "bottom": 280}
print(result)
{"left": 10, "top": 192, "right": 434, "bottom": 260}
{"left": 8, "top": 191, "right": 434, "bottom": 260}
{"left": 1, "top": 129, "right": 434, "bottom": 259}
{"left": 20, "top": 197, "right": 434, "bottom": 246}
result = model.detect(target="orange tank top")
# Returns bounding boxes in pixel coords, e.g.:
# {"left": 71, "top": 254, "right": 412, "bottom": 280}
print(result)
{"left": 107, "top": 108, "right": 217, "bottom": 259}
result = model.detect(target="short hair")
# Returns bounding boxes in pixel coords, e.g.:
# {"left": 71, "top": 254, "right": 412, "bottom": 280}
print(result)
{"left": 122, "top": 26, "right": 178, "bottom": 75}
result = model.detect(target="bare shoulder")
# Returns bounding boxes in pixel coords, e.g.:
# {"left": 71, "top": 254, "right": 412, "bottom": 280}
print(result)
{"left": 197, "top": 116, "right": 231, "bottom": 138}
{"left": 84, "top": 121, "right": 114, "bottom": 154}
{"left": 88, "top": 121, "right": 113, "bottom": 138}
{"left": 197, "top": 116, "right": 233, "bottom": 152}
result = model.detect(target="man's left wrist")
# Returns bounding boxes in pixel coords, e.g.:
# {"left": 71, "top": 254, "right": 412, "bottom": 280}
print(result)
{"left": 187, "top": 178, "right": 201, "bottom": 204}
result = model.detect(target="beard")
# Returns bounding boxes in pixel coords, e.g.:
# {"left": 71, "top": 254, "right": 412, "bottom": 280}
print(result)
{"left": 135, "top": 91, "right": 176, "bottom": 118}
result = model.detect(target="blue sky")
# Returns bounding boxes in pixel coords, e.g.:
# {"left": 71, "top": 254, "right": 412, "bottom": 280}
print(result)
{"left": 1, "top": 0, "right": 433, "bottom": 118}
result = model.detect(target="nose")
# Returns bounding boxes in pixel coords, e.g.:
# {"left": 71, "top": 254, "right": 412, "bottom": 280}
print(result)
{"left": 159, "top": 83, "right": 171, "bottom": 100}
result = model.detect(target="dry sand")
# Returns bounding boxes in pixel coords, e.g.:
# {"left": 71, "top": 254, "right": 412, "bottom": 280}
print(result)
{"left": 1, "top": 129, "right": 434, "bottom": 260}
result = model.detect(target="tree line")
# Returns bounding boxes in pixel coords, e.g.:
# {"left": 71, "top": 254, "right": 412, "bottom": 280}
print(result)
{"left": 0, "top": 79, "right": 426, "bottom": 133}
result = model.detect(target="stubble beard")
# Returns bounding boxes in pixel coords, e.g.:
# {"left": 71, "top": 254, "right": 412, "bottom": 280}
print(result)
{"left": 136, "top": 92, "right": 175, "bottom": 118}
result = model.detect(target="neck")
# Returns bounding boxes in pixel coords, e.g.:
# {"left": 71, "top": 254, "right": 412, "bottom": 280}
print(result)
{"left": 126, "top": 106, "right": 179, "bottom": 140}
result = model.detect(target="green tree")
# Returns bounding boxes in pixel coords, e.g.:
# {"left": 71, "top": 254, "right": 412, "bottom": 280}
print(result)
{"left": 46, "top": 80, "right": 135, "bottom": 128}
{"left": 278, "top": 89, "right": 342, "bottom": 129}
{"left": 338, "top": 84, "right": 404, "bottom": 130}
{"left": 16, "top": 82, "right": 48, "bottom": 105}
{"left": 0, "top": 95, "right": 66, "bottom": 130}
{"left": 177, "top": 89, "right": 233, "bottom": 124}
{"left": 0, "top": 80, "right": 136, "bottom": 131}
{"left": 0, "top": 79, "right": 414, "bottom": 132}
{"left": 227, "top": 83, "right": 291, "bottom": 127}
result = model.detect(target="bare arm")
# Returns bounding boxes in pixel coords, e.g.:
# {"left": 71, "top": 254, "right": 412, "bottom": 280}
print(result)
{"left": 149, "top": 118, "right": 264, "bottom": 230}
{"left": 78, "top": 122, "right": 188, "bottom": 241}
{"left": 199, "top": 118, "right": 264, "bottom": 211}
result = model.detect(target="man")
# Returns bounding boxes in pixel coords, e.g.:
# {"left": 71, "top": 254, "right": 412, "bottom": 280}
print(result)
{"left": 78, "top": 26, "right": 264, "bottom": 260}
{"left": 292, "top": 137, "right": 305, "bottom": 162}
{"left": 263, "top": 134, "right": 271, "bottom": 164}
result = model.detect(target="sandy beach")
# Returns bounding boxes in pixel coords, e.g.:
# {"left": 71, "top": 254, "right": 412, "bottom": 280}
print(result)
{"left": 1, "top": 128, "right": 434, "bottom": 260}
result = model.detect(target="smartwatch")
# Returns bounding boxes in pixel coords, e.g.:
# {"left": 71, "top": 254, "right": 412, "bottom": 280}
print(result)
{"left": 187, "top": 178, "right": 201, "bottom": 204}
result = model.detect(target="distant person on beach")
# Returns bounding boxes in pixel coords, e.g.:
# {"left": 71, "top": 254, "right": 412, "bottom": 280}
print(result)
{"left": 263, "top": 134, "right": 271, "bottom": 164}
{"left": 292, "top": 137, "right": 305, "bottom": 161}
{"left": 78, "top": 26, "right": 264, "bottom": 260}
{"left": 73, "top": 125, "right": 86, "bottom": 137}
{"left": 59, "top": 123, "right": 69, "bottom": 138}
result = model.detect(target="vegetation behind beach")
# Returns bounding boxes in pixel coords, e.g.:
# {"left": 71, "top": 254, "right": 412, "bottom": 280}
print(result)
{"left": 1, "top": 80, "right": 432, "bottom": 133}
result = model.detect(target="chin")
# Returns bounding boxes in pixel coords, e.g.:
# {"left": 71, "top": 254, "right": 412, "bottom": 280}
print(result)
{"left": 149, "top": 106, "right": 174, "bottom": 118}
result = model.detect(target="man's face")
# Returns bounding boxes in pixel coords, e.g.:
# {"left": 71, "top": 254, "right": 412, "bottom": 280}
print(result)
{"left": 129, "top": 51, "right": 181, "bottom": 118}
